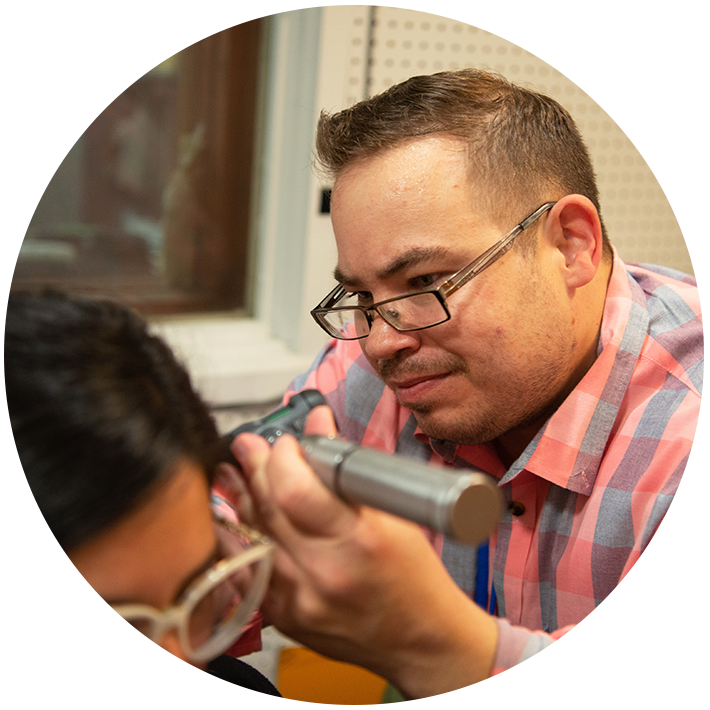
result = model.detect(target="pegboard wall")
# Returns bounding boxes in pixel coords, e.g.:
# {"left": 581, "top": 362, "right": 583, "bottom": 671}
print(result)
{"left": 346, "top": 4, "right": 705, "bottom": 278}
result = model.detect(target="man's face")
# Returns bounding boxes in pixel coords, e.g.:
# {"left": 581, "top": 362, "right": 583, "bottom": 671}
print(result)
{"left": 330, "top": 135, "right": 578, "bottom": 446}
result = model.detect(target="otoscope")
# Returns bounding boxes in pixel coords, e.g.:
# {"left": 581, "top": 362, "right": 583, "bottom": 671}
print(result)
{"left": 222, "top": 390, "right": 501, "bottom": 545}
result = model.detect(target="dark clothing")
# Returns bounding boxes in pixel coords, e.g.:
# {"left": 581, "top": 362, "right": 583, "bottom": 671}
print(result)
{"left": 200, "top": 655, "right": 287, "bottom": 705}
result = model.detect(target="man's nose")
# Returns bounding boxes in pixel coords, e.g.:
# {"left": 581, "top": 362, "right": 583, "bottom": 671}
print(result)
{"left": 361, "top": 312, "right": 420, "bottom": 361}
{"left": 123, "top": 632, "right": 205, "bottom": 705}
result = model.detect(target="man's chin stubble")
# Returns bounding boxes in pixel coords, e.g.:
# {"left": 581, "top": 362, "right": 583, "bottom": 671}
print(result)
{"left": 407, "top": 404, "right": 506, "bottom": 446}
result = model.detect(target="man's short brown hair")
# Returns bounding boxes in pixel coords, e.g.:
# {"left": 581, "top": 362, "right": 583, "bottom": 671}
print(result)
{"left": 316, "top": 68, "right": 608, "bottom": 246}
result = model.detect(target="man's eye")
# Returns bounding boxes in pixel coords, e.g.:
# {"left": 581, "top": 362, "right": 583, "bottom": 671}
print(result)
{"left": 356, "top": 291, "right": 374, "bottom": 306}
{"left": 409, "top": 274, "right": 438, "bottom": 290}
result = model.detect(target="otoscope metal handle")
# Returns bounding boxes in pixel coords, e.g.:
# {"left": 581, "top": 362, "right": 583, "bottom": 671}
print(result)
{"left": 299, "top": 435, "right": 501, "bottom": 546}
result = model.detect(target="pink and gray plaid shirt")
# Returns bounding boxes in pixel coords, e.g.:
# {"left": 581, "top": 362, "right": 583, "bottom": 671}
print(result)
{"left": 286, "top": 251, "right": 702, "bottom": 675}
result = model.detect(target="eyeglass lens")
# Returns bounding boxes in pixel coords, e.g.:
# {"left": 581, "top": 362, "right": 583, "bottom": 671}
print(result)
{"left": 323, "top": 291, "right": 445, "bottom": 338}
{"left": 186, "top": 555, "right": 265, "bottom": 651}
{"left": 43, "top": 557, "right": 266, "bottom": 705}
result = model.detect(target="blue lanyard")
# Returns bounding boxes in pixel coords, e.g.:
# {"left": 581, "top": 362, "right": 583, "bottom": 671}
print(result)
{"left": 475, "top": 542, "right": 497, "bottom": 615}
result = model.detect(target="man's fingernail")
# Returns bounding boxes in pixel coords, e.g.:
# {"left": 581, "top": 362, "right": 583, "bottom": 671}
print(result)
{"left": 232, "top": 437, "right": 248, "bottom": 462}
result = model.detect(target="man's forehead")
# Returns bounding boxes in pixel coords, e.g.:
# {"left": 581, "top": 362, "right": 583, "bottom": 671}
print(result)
{"left": 328, "top": 136, "right": 501, "bottom": 238}
{"left": 332, "top": 134, "right": 469, "bottom": 194}
{"left": 328, "top": 134, "right": 506, "bottom": 288}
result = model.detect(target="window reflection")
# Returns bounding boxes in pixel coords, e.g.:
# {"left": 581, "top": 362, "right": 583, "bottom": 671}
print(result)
{"left": 13, "top": 22, "right": 261, "bottom": 316}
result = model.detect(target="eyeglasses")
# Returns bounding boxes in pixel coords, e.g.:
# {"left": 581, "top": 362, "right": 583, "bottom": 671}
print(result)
{"left": 3, "top": 520, "right": 274, "bottom": 705}
{"left": 311, "top": 202, "right": 556, "bottom": 341}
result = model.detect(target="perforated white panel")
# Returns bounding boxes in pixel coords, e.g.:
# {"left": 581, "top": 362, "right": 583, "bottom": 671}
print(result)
{"left": 348, "top": 4, "right": 705, "bottom": 277}
{"left": 339, "top": 7, "right": 373, "bottom": 109}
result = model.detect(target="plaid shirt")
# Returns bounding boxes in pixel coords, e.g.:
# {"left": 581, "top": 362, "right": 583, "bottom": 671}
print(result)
{"left": 287, "top": 252, "right": 702, "bottom": 675}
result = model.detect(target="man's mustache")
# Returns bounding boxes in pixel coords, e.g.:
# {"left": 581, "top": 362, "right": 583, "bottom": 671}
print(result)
{"left": 375, "top": 353, "right": 469, "bottom": 381}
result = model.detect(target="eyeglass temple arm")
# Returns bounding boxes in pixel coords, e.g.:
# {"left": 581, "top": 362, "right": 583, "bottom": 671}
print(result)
{"left": 313, "top": 284, "right": 347, "bottom": 311}
{"left": 441, "top": 202, "right": 556, "bottom": 296}
{"left": 214, "top": 513, "right": 271, "bottom": 546}
{"left": 312, "top": 202, "right": 556, "bottom": 308}
{"left": 518, "top": 202, "right": 557, "bottom": 229}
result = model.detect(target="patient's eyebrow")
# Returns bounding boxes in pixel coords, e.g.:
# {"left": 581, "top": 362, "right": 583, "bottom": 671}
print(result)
{"left": 334, "top": 246, "right": 454, "bottom": 287}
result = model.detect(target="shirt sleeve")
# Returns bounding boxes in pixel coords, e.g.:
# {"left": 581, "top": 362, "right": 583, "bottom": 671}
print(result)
{"left": 487, "top": 482, "right": 705, "bottom": 705}
{"left": 285, "top": 338, "right": 352, "bottom": 400}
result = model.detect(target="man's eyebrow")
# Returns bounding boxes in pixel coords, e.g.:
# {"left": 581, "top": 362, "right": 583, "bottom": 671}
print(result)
{"left": 334, "top": 246, "right": 454, "bottom": 286}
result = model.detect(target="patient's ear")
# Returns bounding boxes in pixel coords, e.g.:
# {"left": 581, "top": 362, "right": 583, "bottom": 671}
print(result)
{"left": 547, "top": 195, "right": 604, "bottom": 289}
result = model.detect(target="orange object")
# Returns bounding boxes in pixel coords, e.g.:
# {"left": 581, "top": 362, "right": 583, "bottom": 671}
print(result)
{"left": 278, "top": 647, "right": 389, "bottom": 704}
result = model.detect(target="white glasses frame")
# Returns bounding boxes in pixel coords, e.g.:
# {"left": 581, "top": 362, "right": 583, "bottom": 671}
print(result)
{"left": 311, "top": 202, "right": 557, "bottom": 340}
{"left": 112, "top": 519, "right": 274, "bottom": 663}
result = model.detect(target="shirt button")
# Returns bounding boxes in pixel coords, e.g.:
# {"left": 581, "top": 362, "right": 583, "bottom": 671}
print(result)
{"left": 508, "top": 501, "right": 526, "bottom": 516}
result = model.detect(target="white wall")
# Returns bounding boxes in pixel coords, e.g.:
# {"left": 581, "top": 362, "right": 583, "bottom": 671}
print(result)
{"left": 154, "top": 6, "right": 692, "bottom": 409}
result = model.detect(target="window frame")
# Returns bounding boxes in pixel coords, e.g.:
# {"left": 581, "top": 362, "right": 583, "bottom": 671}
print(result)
{"left": 13, "top": 22, "right": 263, "bottom": 318}
{"left": 151, "top": 7, "right": 369, "bottom": 406}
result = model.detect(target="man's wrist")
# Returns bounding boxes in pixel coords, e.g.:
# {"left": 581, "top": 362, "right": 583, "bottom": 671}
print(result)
{"left": 386, "top": 595, "right": 499, "bottom": 699}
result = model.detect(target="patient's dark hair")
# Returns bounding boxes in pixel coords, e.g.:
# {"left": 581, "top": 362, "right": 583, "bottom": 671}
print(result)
{"left": 5, "top": 291, "right": 222, "bottom": 552}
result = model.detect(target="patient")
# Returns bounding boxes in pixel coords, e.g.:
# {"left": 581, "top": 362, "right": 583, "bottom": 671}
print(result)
{"left": 5, "top": 290, "right": 280, "bottom": 696}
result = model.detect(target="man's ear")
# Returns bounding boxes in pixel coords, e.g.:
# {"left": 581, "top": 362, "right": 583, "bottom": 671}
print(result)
{"left": 546, "top": 195, "right": 604, "bottom": 289}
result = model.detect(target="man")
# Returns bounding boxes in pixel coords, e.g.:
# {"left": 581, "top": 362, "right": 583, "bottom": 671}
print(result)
{"left": 232, "top": 69, "right": 702, "bottom": 697}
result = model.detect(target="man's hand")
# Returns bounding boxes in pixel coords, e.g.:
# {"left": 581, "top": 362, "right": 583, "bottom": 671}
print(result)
{"left": 232, "top": 406, "right": 498, "bottom": 698}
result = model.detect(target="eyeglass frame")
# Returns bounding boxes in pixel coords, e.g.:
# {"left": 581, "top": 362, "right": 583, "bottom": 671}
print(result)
{"left": 311, "top": 202, "right": 557, "bottom": 341}
{"left": 111, "top": 517, "right": 274, "bottom": 663}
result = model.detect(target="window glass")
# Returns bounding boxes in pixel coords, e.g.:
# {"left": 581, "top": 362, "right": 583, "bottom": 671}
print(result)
{"left": 12, "top": 21, "right": 262, "bottom": 316}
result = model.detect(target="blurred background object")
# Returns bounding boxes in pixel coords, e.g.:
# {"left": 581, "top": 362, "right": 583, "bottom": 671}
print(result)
{"left": 14, "top": 21, "right": 261, "bottom": 316}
